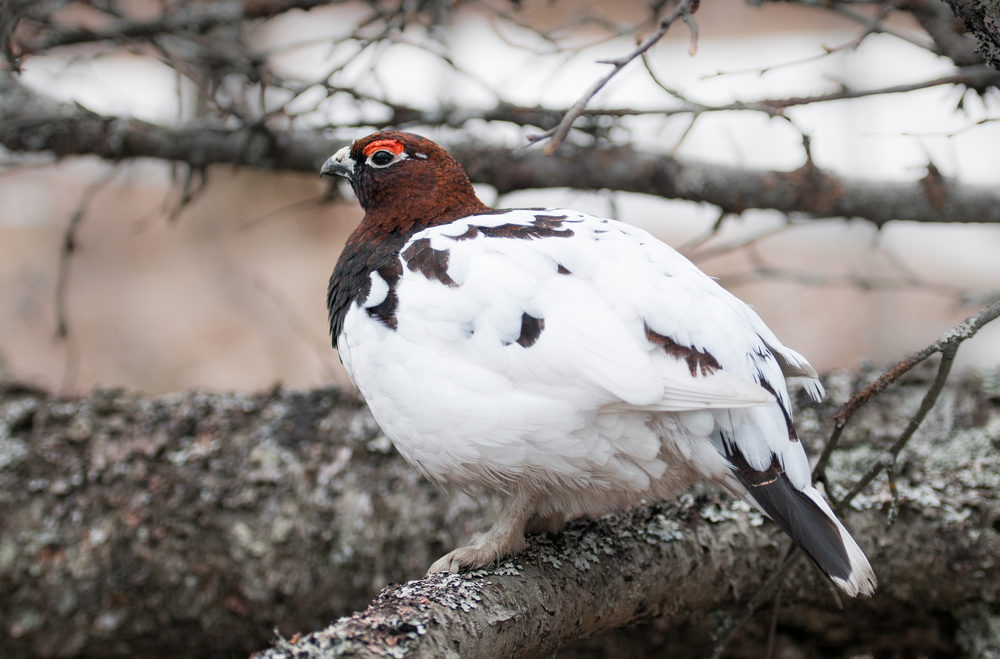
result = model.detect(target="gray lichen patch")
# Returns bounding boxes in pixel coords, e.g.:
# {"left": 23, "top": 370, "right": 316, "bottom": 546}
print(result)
{"left": 395, "top": 572, "right": 488, "bottom": 612}
{"left": 700, "top": 499, "right": 764, "bottom": 527}
{"left": 643, "top": 514, "right": 683, "bottom": 544}
{"left": 258, "top": 572, "right": 493, "bottom": 659}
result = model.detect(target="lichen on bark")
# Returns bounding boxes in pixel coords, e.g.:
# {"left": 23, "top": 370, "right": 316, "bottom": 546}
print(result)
{"left": 0, "top": 364, "right": 998, "bottom": 658}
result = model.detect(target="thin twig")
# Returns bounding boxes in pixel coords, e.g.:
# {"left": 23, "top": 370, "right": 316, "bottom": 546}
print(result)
{"left": 685, "top": 220, "right": 791, "bottom": 262}
{"left": 677, "top": 208, "right": 728, "bottom": 255}
{"left": 249, "top": 277, "right": 342, "bottom": 384}
{"left": 813, "top": 299, "right": 1000, "bottom": 486}
{"left": 708, "top": 549, "right": 802, "bottom": 659}
{"left": 885, "top": 461, "right": 899, "bottom": 527}
{"left": 834, "top": 343, "right": 959, "bottom": 515}
{"left": 530, "top": 0, "right": 699, "bottom": 155}
{"left": 54, "top": 166, "right": 121, "bottom": 394}
{"left": 764, "top": 587, "right": 782, "bottom": 659}
{"left": 234, "top": 195, "right": 329, "bottom": 233}
{"left": 55, "top": 166, "right": 121, "bottom": 340}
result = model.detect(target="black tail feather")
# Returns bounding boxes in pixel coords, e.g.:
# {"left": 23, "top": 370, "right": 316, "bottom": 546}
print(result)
{"left": 728, "top": 449, "right": 852, "bottom": 583}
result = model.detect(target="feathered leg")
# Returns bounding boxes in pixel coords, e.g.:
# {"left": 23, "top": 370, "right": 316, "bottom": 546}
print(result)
{"left": 428, "top": 488, "right": 536, "bottom": 574}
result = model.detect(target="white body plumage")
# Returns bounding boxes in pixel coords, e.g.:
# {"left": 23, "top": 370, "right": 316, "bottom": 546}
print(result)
{"left": 340, "top": 209, "right": 806, "bottom": 491}
{"left": 324, "top": 132, "right": 875, "bottom": 596}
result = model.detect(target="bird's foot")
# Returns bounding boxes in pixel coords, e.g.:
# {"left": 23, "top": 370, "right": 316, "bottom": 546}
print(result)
{"left": 428, "top": 490, "right": 535, "bottom": 575}
{"left": 427, "top": 543, "right": 502, "bottom": 574}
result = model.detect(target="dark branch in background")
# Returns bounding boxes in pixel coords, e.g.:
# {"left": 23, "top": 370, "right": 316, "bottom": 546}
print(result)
{"left": 900, "top": 0, "right": 991, "bottom": 67}
{"left": 765, "top": 0, "right": 997, "bottom": 69}
{"left": 454, "top": 141, "right": 1000, "bottom": 226}
{"left": 19, "top": 0, "right": 342, "bottom": 52}
{"left": 2, "top": 71, "right": 1000, "bottom": 227}
{"left": 0, "top": 0, "right": 31, "bottom": 70}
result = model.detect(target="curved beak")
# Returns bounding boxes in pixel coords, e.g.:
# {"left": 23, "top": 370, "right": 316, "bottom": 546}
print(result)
{"left": 320, "top": 146, "right": 354, "bottom": 179}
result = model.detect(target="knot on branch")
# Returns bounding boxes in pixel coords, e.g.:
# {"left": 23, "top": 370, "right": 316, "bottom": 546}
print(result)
{"left": 776, "top": 161, "right": 846, "bottom": 216}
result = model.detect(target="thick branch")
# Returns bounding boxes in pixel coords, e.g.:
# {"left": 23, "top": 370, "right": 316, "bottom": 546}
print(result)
{"left": 1, "top": 366, "right": 1000, "bottom": 658}
{"left": 455, "top": 142, "right": 1000, "bottom": 226}
{"left": 21, "top": 0, "right": 341, "bottom": 52}
{"left": 900, "top": 0, "right": 987, "bottom": 66}
{"left": 941, "top": 0, "right": 1000, "bottom": 69}
{"left": 2, "top": 71, "right": 999, "bottom": 226}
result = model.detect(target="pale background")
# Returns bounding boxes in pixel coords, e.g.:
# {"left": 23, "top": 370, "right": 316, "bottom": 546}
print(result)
{"left": 1, "top": 0, "right": 998, "bottom": 395}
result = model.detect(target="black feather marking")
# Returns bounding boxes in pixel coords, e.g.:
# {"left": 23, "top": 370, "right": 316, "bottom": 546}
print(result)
{"left": 643, "top": 324, "right": 720, "bottom": 376}
{"left": 534, "top": 213, "right": 568, "bottom": 223}
{"left": 401, "top": 238, "right": 458, "bottom": 287}
{"left": 758, "top": 379, "right": 799, "bottom": 442}
{"left": 727, "top": 447, "right": 851, "bottom": 582}
{"left": 365, "top": 261, "right": 402, "bottom": 330}
{"left": 478, "top": 222, "right": 574, "bottom": 240}
{"left": 328, "top": 231, "right": 410, "bottom": 341}
{"left": 557, "top": 264, "right": 571, "bottom": 275}
{"left": 516, "top": 313, "right": 544, "bottom": 347}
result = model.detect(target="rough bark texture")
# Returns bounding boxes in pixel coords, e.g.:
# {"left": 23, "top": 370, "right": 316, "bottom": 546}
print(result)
{"left": 2, "top": 69, "right": 1000, "bottom": 227}
{"left": 1, "top": 365, "right": 1000, "bottom": 658}
{"left": 943, "top": 0, "right": 1000, "bottom": 69}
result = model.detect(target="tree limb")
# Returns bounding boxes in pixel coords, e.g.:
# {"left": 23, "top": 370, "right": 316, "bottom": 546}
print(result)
{"left": 2, "top": 70, "right": 999, "bottom": 226}
{"left": 940, "top": 0, "right": 1000, "bottom": 70}
{"left": 19, "top": 0, "right": 343, "bottom": 53}
{"left": 2, "top": 360, "right": 1000, "bottom": 658}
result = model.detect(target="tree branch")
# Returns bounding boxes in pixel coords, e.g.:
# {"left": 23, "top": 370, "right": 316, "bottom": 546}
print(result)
{"left": 20, "top": 0, "right": 343, "bottom": 53}
{"left": 530, "top": 0, "right": 700, "bottom": 154}
{"left": 3, "top": 71, "right": 999, "bottom": 226}
{"left": 900, "top": 0, "right": 991, "bottom": 67}
{"left": 3, "top": 364, "right": 999, "bottom": 658}
{"left": 940, "top": 0, "right": 1000, "bottom": 69}
{"left": 455, "top": 142, "right": 1000, "bottom": 226}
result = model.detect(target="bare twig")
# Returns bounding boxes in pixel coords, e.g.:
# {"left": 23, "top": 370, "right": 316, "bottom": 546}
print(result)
{"left": 54, "top": 166, "right": 121, "bottom": 393}
{"left": 677, "top": 208, "right": 730, "bottom": 255}
{"left": 813, "top": 298, "right": 1000, "bottom": 487}
{"left": 708, "top": 548, "right": 802, "bottom": 659}
{"left": 530, "top": 0, "right": 700, "bottom": 154}
{"left": 22, "top": 0, "right": 336, "bottom": 53}
{"left": 833, "top": 343, "right": 959, "bottom": 514}
{"left": 685, "top": 219, "right": 789, "bottom": 261}
{"left": 54, "top": 166, "right": 121, "bottom": 341}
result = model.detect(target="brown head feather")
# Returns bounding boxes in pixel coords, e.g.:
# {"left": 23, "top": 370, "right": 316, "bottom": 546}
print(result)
{"left": 345, "top": 130, "right": 489, "bottom": 240}
{"left": 326, "top": 131, "right": 490, "bottom": 340}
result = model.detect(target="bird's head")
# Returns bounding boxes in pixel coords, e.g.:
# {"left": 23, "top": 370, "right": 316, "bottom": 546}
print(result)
{"left": 321, "top": 131, "right": 488, "bottom": 231}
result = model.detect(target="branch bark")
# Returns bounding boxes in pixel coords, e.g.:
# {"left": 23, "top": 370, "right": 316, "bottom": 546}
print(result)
{"left": 940, "top": 0, "right": 1000, "bottom": 69}
{"left": 1, "top": 363, "right": 1000, "bottom": 659}
{"left": 2, "top": 70, "right": 999, "bottom": 226}
{"left": 18, "top": 0, "right": 342, "bottom": 53}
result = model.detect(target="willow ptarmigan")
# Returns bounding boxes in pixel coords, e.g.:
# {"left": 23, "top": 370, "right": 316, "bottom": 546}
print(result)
{"left": 321, "top": 130, "right": 876, "bottom": 597}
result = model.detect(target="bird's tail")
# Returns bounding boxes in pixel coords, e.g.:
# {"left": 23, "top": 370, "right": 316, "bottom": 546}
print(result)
{"left": 731, "top": 456, "right": 877, "bottom": 597}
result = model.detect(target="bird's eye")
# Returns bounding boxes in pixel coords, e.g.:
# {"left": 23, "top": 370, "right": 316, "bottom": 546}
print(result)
{"left": 370, "top": 150, "right": 395, "bottom": 166}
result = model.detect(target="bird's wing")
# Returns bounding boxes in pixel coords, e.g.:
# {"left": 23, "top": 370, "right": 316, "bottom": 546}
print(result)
{"left": 339, "top": 209, "right": 825, "bottom": 489}
{"left": 387, "top": 209, "right": 820, "bottom": 413}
